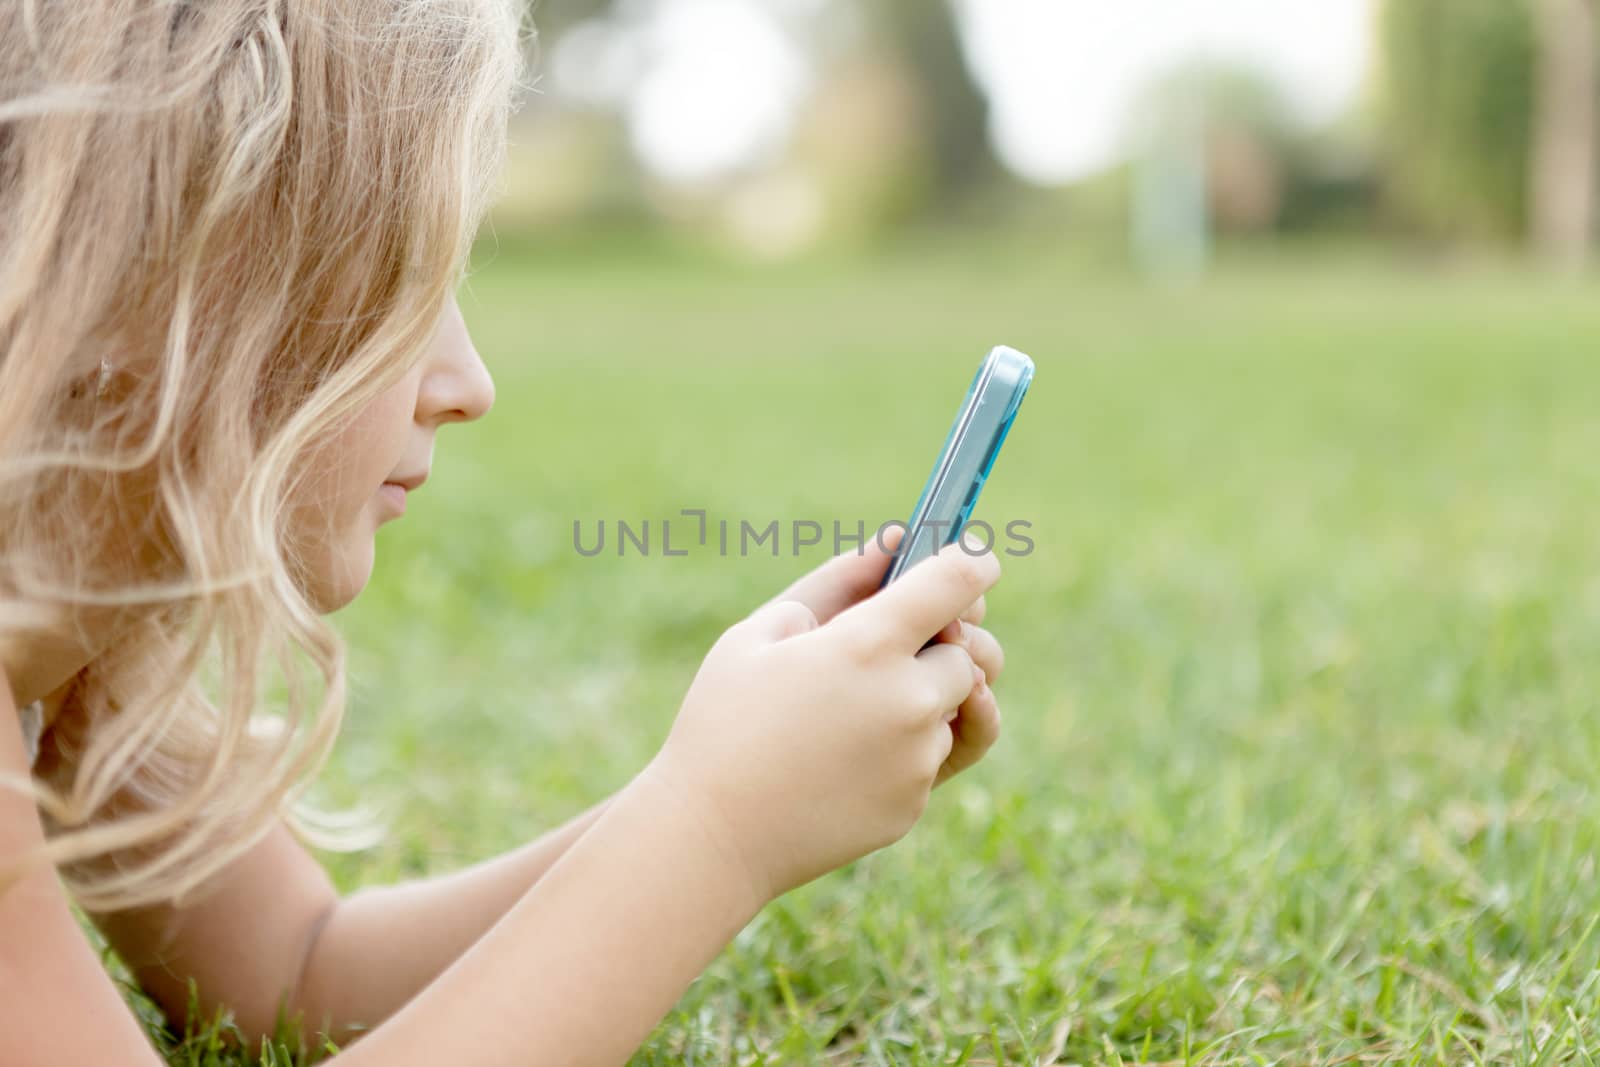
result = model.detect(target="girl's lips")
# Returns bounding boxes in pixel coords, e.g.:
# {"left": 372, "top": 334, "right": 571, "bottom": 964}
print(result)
{"left": 378, "top": 482, "right": 407, "bottom": 515}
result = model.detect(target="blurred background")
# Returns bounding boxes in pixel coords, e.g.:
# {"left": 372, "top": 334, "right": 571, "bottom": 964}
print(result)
{"left": 485, "top": 0, "right": 1595, "bottom": 271}
{"left": 311, "top": 2, "right": 1600, "bottom": 1063}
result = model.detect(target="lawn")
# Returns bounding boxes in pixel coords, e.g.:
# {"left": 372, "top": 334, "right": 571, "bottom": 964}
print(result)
{"left": 144, "top": 238, "right": 1600, "bottom": 1064}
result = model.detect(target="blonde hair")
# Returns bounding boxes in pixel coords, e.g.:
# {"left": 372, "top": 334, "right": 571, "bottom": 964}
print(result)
{"left": 0, "top": 0, "right": 526, "bottom": 911}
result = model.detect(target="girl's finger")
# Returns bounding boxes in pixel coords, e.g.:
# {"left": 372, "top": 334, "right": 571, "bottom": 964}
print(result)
{"left": 935, "top": 685, "right": 1001, "bottom": 788}
{"left": 911, "top": 642, "right": 980, "bottom": 722}
{"left": 924, "top": 710, "right": 957, "bottom": 777}
{"left": 960, "top": 595, "right": 987, "bottom": 626}
{"left": 963, "top": 624, "right": 1005, "bottom": 686}
{"left": 766, "top": 525, "right": 904, "bottom": 625}
{"left": 843, "top": 541, "right": 1001, "bottom": 653}
{"left": 736, "top": 597, "right": 819, "bottom": 645}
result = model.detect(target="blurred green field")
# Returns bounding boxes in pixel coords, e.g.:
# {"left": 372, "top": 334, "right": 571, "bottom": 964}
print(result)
{"left": 190, "top": 242, "right": 1600, "bottom": 1064}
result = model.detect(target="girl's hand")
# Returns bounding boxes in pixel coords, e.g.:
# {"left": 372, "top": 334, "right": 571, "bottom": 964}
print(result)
{"left": 645, "top": 537, "right": 1003, "bottom": 905}
{"left": 931, "top": 598, "right": 1005, "bottom": 787}
{"left": 762, "top": 528, "right": 1007, "bottom": 789}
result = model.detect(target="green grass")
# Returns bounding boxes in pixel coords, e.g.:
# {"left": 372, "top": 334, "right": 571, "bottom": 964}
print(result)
{"left": 144, "top": 237, "right": 1600, "bottom": 1064}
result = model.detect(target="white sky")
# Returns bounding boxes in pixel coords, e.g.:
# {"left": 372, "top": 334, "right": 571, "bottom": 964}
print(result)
{"left": 627, "top": 0, "right": 810, "bottom": 183}
{"left": 552, "top": 0, "right": 1376, "bottom": 186}
{"left": 956, "top": 0, "right": 1376, "bottom": 183}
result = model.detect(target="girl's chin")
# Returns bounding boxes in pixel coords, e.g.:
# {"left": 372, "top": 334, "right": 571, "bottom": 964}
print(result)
{"left": 300, "top": 531, "right": 375, "bottom": 615}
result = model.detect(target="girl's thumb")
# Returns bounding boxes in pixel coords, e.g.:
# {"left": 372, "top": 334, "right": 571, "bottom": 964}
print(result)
{"left": 738, "top": 597, "right": 820, "bottom": 644}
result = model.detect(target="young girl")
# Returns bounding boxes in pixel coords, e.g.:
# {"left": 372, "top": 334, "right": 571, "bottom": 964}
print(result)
{"left": 0, "top": 2, "right": 1007, "bottom": 1064}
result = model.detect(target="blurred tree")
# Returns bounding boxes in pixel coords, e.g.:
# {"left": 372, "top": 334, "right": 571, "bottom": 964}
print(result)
{"left": 1147, "top": 65, "right": 1300, "bottom": 233}
{"left": 527, "top": 0, "right": 615, "bottom": 39}
{"left": 1378, "top": 0, "right": 1538, "bottom": 241}
{"left": 1124, "top": 61, "right": 1385, "bottom": 261}
{"left": 786, "top": 53, "right": 926, "bottom": 241}
{"left": 1528, "top": 0, "right": 1597, "bottom": 270}
{"left": 869, "top": 0, "right": 999, "bottom": 209}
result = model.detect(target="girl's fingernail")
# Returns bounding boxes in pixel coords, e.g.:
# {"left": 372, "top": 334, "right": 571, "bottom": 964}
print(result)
{"left": 972, "top": 662, "right": 985, "bottom": 687}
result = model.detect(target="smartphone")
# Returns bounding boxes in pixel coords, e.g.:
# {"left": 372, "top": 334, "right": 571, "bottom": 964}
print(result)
{"left": 880, "top": 345, "right": 1034, "bottom": 587}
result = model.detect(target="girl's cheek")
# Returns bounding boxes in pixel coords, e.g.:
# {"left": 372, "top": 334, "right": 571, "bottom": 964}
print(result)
{"left": 340, "top": 381, "right": 416, "bottom": 490}
{"left": 288, "top": 367, "right": 420, "bottom": 531}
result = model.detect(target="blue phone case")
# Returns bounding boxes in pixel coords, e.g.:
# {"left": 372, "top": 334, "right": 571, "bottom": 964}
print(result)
{"left": 881, "top": 345, "right": 1034, "bottom": 587}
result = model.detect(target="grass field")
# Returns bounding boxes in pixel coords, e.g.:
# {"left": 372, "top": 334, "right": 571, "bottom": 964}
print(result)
{"left": 144, "top": 239, "right": 1600, "bottom": 1064}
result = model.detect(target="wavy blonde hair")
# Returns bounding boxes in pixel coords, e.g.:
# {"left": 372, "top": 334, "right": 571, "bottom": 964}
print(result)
{"left": 0, "top": 0, "right": 526, "bottom": 911}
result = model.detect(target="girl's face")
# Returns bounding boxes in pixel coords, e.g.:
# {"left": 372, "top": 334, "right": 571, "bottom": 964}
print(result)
{"left": 290, "top": 298, "right": 495, "bottom": 612}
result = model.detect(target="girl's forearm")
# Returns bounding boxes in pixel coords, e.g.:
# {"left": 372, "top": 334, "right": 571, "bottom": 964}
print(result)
{"left": 296, "top": 796, "right": 613, "bottom": 1038}
{"left": 326, "top": 767, "right": 764, "bottom": 1067}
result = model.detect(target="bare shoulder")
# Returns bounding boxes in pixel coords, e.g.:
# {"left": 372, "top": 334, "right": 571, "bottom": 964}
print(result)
{"left": 0, "top": 668, "right": 166, "bottom": 1066}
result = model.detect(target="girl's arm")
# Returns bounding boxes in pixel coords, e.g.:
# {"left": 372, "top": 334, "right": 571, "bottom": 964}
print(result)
{"left": 4, "top": 540, "right": 1003, "bottom": 1066}
{"left": 1, "top": 687, "right": 754, "bottom": 1066}
{"left": 326, "top": 763, "right": 764, "bottom": 1066}
{"left": 102, "top": 543, "right": 1000, "bottom": 1047}
{"left": 297, "top": 794, "right": 614, "bottom": 1033}
{"left": 93, "top": 797, "right": 614, "bottom": 1043}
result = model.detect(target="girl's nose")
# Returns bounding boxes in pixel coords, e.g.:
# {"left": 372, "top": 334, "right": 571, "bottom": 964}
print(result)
{"left": 419, "top": 301, "right": 495, "bottom": 426}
